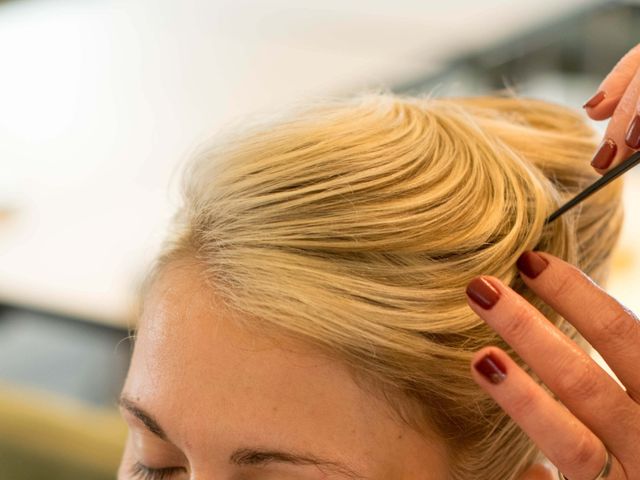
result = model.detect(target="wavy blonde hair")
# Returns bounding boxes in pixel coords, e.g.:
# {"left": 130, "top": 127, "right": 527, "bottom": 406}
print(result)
{"left": 145, "top": 91, "right": 624, "bottom": 479}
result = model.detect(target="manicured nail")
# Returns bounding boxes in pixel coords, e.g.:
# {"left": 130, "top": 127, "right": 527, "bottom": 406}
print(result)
{"left": 474, "top": 352, "right": 507, "bottom": 384}
{"left": 590, "top": 138, "right": 617, "bottom": 170}
{"left": 625, "top": 114, "right": 640, "bottom": 149}
{"left": 582, "top": 90, "right": 606, "bottom": 109}
{"left": 516, "top": 251, "right": 549, "bottom": 279}
{"left": 466, "top": 277, "right": 500, "bottom": 310}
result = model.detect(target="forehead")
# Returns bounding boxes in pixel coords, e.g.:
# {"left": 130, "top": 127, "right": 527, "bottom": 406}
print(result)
{"left": 133, "top": 260, "right": 356, "bottom": 397}
{"left": 124, "top": 260, "right": 403, "bottom": 469}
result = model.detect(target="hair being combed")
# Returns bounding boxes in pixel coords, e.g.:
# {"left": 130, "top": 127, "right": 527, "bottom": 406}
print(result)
{"left": 147, "top": 91, "right": 624, "bottom": 479}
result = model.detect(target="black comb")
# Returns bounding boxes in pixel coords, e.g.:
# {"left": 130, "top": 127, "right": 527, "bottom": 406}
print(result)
{"left": 544, "top": 150, "right": 640, "bottom": 225}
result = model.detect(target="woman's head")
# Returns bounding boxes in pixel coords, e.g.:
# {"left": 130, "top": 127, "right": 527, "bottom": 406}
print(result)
{"left": 118, "top": 92, "right": 624, "bottom": 480}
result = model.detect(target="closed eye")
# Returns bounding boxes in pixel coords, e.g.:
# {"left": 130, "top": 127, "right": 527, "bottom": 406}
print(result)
{"left": 130, "top": 462, "right": 187, "bottom": 480}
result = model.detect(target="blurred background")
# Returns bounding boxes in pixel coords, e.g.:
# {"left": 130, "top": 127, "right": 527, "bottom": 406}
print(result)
{"left": 1, "top": 0, "right": 639, "bottom": 478}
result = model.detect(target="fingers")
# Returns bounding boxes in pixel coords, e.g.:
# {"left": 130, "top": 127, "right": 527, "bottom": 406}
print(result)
{"left": 465, "top": 275, "right": 637, "bottom": 459}
{"left": 471, "top": 347, "right": 625, "bottom": 480}
{"left": 517, "top": 463, "right": 555, "bottom": 480}
{"left": 584, "top": 44, "right": 640, "bottom": 121}
{"left": 584, "top": 44, "right": 640, "bottom": 173}
{"left": 516, "top": 251, "right": 640, "bottom": 404}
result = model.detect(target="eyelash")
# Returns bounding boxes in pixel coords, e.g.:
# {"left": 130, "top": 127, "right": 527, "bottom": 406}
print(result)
{"left": 130, "top": 461, "right": 186, "bottom": 480}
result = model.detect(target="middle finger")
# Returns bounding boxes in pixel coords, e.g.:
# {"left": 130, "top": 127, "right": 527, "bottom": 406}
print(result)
{"left": 515, "top": 251, "right": 640, "bottom": 403}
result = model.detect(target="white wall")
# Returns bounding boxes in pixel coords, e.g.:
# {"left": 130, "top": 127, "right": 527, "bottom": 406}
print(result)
{"left": 0, "top": 0, "right": 608, "bottom": 325}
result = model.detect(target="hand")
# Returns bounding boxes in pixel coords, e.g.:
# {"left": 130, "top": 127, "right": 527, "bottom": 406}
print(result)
{"left": 583, "top": 43, "right": 640, "bottom": 174}
{"left": 465, "top": 251, "right": 639, "bottom": 479}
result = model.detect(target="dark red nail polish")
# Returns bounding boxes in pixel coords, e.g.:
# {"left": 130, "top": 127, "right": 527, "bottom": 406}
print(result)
{"left": 625, "top": 115, "right": 640, "bottom": 149}
{"left": 582, "top": 90, "right": 606, "bottom": 109}
{"left": 590, "top": 138, "right": 617, "bottom": 170}
{"left": 466, "top": 277, "right": 500, "bottom": 310}
{"left": 516, "top": 251, "right": 549, "bottom": 279}
{"left": 474, "top": 352, "right": 507, "bottom": 385}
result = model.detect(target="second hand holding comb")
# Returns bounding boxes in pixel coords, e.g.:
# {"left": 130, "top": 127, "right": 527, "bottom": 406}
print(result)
{"left": 544, "top": 150, "right": 640, "bottom": 225}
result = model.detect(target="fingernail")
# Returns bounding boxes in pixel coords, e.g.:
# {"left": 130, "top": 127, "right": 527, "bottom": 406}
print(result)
{"left": 473, "top": 352, "right": 507, "bottom": 385}
{"left": 466, "top": 277, "right": 500, "bottom": 310}
{"left": 625, "top": 114, "right": 640, "bottom": 149}
{"left": 582, "top": 90, "right": 606, "bottom": 109}
{"left": 516, "top": 251, "right": 549, "bottom": 279}
{"left": 590, "top": 138, "right": 617, "bottom": 170}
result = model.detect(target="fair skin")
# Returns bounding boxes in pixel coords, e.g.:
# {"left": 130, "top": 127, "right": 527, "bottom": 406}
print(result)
{"left": 118, "top": 259, "right": 554, "bottom": 479}
{"left": 118, "top": 259, "right": 452, "bottom": 480}
{"left": 584, "top": 42, "right": 640, "bottom": 173}
{"left": 119, "top": 45, "right": 640, "bottom": 479}
{"left": 468, "top": 252, "right": 640, "bottom": 480}
{"left": 465, "top": 43, "right": 640, "bottom": 480}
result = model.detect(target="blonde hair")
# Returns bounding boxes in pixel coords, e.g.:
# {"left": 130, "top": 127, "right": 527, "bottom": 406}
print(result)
{"left": 146, "top": 91, "right": 624, "bottom": 479}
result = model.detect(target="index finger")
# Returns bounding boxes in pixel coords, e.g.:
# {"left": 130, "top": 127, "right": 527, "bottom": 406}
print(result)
{"left": 589, "top": 58, "right": 640, "bottom": 174}
{"left": 584, "top": 43, "right": 640, "bottom": 121}
{"left": 516, "top": 250, "right": 640, "bottom": 402}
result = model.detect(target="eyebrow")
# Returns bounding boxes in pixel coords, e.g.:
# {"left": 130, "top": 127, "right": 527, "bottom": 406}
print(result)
{"left": 118, "top": 396, "right": 168, "bottom": 440}
{"left": 118, "top": 396, "right": 366, "bottom": 479}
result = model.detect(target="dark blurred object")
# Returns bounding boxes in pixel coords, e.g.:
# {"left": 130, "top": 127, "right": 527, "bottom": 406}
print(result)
{"left": 0, "top": 306, "right": 131, "bottom": 407}
{"left": 0, "top": 305, "right": 131, "bottom": 479}
{"left": 0, "top": 383, "right": 126, "bottom": 480}
{"left": 397, "top": 1, "right": 640, "bottom": 96}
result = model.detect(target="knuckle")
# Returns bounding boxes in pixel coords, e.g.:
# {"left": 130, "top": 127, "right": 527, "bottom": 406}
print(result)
{"left": 507, "top": 384, "right": 538, "bottom": 417}
{"left": 546, "top": 265, "right": 606, "bottom": 308}
{"left": 500, "top": 300, "right": 537, "bottom": 344}
{"left": 597, "top": 304, "right": 640, "bottom": 343}
{"left": 547, "top": 264, "right": 586, "bottom": 301}
{"left": 554, "top": 360, "right": 602, "bottom": 402}
{"left": 556, "top": 430, "right": 600, "bottom": 468}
